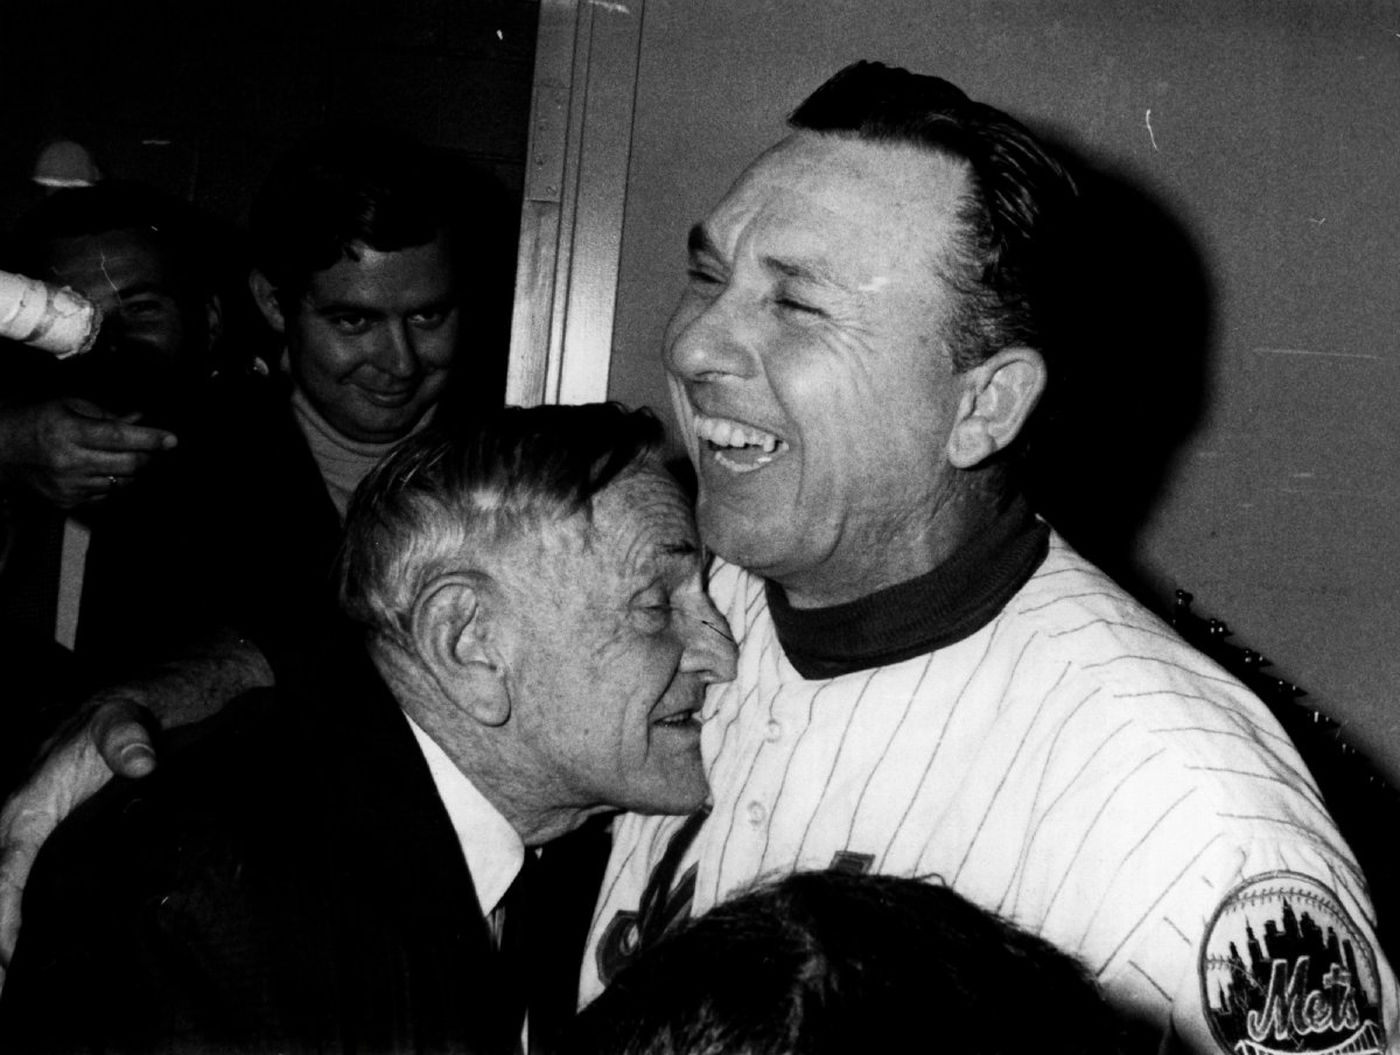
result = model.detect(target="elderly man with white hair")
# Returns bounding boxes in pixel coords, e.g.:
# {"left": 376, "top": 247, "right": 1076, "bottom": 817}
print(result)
{"left": 0, "top": 403, "right": 736, "bottom": 1055}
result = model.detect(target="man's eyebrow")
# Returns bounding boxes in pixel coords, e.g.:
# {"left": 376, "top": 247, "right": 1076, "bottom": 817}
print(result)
{"left": 310, "top": 300, "right": 386, "bottom": 317}
{"left": 411, "top": 295, "right": 458, "bottom": 311}
{"left": 688, "top": 225, "right": 841, "bottom": 290}
{"left": 762, "top": 254, "right": 842, "bottom": 290}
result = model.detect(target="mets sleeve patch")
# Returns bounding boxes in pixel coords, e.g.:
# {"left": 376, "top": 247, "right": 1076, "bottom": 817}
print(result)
{"left": 1200, "top": 871, "right": 1386, "bottom": 1055}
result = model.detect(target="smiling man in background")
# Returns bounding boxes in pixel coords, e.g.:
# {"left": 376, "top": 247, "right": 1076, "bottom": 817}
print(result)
{"left": 587, "top": 61, "right": 1398, "bottom": 1055}
{"left": 0, "top": 132, "right": 515, "bottom": 977}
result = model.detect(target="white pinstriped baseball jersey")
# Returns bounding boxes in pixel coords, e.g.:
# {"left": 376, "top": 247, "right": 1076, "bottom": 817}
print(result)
{"left": 584, "top": 532, "right": 1398, "bottom": 1055}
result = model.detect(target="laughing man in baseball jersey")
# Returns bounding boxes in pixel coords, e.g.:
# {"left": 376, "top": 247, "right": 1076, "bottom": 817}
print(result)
{"left": 585, "top": 62, "right": 1398, "bottom": 1055}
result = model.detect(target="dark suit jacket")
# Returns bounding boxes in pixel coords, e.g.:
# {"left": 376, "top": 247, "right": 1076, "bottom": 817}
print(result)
{"left": 0, "top": 368, "right": 347, "bottom": 795}
{"left": 0, "top": 645, "right": 609, "bottom": 1054}
{"left": 77, "top": 371, "right": 348, "bottom": 685}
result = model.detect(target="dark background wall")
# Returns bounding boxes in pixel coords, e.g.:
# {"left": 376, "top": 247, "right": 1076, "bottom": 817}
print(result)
{"left": 0, "top": 0, "right": 539, "bottom": 244}
{"left": 605, "top": 1, "right": 1400, "bottom": 783}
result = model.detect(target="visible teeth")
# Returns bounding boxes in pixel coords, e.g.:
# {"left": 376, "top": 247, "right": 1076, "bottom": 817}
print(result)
{"left": 715, "top": 451, "right": 772, "bottom": 474}
{"left": 693, "top": 414, "right": 782, "bottom": 451}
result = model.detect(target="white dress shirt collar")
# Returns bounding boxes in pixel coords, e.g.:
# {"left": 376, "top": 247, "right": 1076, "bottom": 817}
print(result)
{"left": 403, "top": 713, "right": 524, "bottom": 918}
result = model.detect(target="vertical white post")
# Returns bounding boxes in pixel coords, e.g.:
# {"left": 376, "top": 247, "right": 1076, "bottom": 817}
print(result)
{"left": 506, "top": 0, "right": 645, "bottom": 407}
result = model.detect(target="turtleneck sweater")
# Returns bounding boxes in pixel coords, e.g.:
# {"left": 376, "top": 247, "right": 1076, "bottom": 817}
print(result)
{"left": 765, "top": 494, "right": 1049, "bottom": 679}
{"left": 289, "top": 385, "right": 427, "bottom": 522}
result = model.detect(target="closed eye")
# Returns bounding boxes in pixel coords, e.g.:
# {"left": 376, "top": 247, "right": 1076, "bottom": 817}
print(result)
{"left": 685, "top": 225, "right": 727, "bottom": 290}
{"left": 686, "top": 267, "right": 723, "bottom": 287}
{"left": 772, "top": 292, "right": 823, "bottom": 316}
{"left": 775, "top": 295, "right": 823, "bottom": 317}
{"left": 630, "top": 584, "right": 674, "bottom": 633}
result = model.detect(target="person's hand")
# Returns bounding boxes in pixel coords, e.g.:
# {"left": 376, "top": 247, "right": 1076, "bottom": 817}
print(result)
{"left": 0, "top": 397, "right": 178, "bottom": 509}
{"left": 0, "top": 697, "right": 156, "bottom": 991}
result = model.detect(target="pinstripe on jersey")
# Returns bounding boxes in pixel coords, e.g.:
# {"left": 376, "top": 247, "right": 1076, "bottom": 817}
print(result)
{"left": 584, "top": 532, "right": 1398, "bottom": 1055}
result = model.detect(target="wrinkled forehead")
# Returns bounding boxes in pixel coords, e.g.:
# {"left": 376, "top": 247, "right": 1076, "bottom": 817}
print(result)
{"left": 590, "top": 465, "right": 701, "bottom": 576}
{"left": 300, "top": 235, "right": 456, "bottom": 308}
{"left": 705, "top": 131, "right": 969, "bottom": 260}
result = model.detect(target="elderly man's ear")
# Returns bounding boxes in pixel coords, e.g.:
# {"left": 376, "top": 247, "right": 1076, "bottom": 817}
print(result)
{"left": 411, "top": 574, "right": 512, "bottom": 726}
{"left": 945, "top": 347, "right": 1047, "bottom": 469}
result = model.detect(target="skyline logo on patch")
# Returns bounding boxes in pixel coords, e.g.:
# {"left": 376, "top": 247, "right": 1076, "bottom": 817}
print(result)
{"left": 1201, "top": 872, "right": 1385, "bottom": 1055}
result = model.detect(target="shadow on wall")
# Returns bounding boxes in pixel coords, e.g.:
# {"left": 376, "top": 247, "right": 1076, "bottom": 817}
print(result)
{"left": 1020, "top": 139, "right": 1216, "bottom": 610}
{"left": 1017, "top": 146, "right": 1400, "bottom": 953}
{"left": 433, "top": 150, "right": 520, "bottom": 421}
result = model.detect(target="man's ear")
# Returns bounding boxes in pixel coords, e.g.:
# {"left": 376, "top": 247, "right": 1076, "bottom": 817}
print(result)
{"left": 248, "top": 270, "right": 286, "bottom": 334}
{"left": 411, "top": 573, "right": 511, "bottom": 727}
{"left": 946, "top": 347, "right": 1047, "bottom": 469}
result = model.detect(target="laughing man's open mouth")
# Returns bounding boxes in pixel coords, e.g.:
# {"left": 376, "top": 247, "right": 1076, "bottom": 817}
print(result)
{"left": 693, "top": 414, "right": 788, "bottom": 474}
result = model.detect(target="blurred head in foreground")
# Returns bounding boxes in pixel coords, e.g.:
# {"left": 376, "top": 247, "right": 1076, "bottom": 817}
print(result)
{"left": 569, "top": 871, "right": 1133, "bottom": 1055}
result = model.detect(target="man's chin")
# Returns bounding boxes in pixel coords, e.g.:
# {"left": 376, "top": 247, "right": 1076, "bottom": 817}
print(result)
{"left": 697, "top": 504, "right": 796, "bottom": 577}
{"left": 336, "top": 406, "right": 423, "bottom": 444}
{"left": 630, "top": 792, "right": 707, "bottom": 816}
{"left": 626, "top": 769, "right": 708, "bottom": 816}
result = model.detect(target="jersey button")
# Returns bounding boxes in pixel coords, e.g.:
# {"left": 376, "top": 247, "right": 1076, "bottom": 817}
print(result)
{"left": 746, "top": 801, "right": 767, "bottom": 827}
{"left": 765, "top": 719, "right": 782, "bottom": 741}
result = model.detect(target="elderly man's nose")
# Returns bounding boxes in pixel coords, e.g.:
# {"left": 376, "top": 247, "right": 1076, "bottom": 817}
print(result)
{"left": 682, "top": 610, "right": 738, "bottom": 684}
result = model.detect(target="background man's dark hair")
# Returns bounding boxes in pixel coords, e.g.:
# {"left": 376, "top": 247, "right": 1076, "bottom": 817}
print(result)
{"left": 249, "top": 126, "right": 513, "bottom": 312}
{"left": 7, "top": 180, "right": 217, "bottom": 301}
{"left": 790, "top": 60, "right": 1078, "bottom": 377}
{"left": 339, "top": 401, "right": 666, "bottom": 646}
{"left": 568, "top": 871, "right": 1133, "bottom": 1055}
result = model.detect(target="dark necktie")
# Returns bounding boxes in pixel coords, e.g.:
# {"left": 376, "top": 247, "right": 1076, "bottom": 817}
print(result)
{"left": 497, "top": 821, "right": 612, "bottom": 1055}
{"left": 497, "top": 849, "right": 536, "bottom": 1049}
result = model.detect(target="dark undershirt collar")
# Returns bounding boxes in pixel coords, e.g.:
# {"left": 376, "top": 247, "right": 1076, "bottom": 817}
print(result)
{"left": 766, "top": 495, "right": 1049, "bottom": 680}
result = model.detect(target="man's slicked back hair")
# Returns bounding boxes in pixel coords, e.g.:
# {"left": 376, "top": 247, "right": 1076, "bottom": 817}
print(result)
{"left": 339, "top": 402, "right": 666, "bottom": 644}
{"left": 790, "top": 61, "right": 1078, "bottom": 373}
